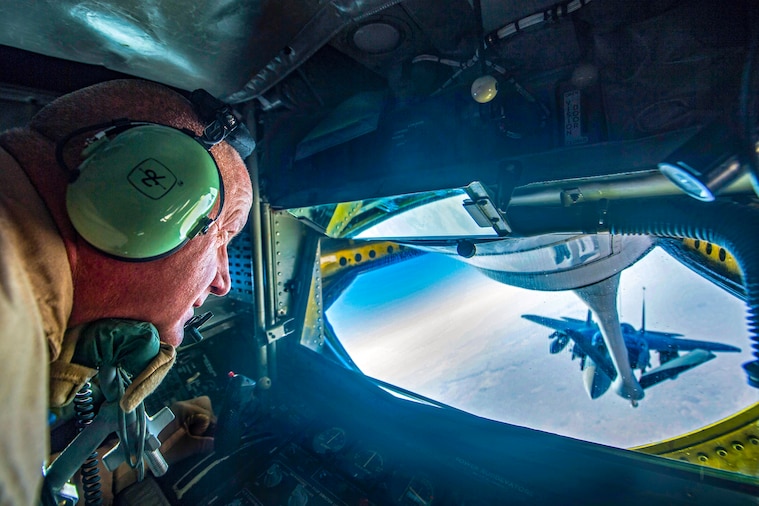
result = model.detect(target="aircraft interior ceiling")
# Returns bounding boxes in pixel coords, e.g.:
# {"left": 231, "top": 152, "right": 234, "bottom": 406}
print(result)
{"left": 1, "top": 0, "right": 759, "bottom": 504}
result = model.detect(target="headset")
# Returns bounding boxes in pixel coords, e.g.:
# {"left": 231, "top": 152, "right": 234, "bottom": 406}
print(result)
{"left": 55, "top": 90, "right": 255, "bottom": 262}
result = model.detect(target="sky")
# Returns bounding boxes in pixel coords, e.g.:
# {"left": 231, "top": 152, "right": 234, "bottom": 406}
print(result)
{"left": 327, "top": 246, "right": 759, "bottom": 450}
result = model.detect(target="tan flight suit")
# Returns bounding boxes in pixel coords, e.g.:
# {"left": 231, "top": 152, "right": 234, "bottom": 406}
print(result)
{"left": 0, "top": 146, "right": 73, "bottom": 505}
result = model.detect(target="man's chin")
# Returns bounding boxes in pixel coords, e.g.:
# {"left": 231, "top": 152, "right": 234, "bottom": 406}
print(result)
{"left": 158, "top": 321, "right": 186, "bottom": 347}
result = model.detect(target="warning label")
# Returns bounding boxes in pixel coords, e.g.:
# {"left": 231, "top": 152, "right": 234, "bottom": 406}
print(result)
{"left": 563, "top": 89, "right": 587, "bottom": 146}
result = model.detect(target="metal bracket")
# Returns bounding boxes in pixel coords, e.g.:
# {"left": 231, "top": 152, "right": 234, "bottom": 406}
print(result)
{"left": 266, "top": 318, "right": 295, "bottom": 344}
{"left": 463, "top": 182, "right": 512, "bottom": 236}
{"left": 103, "top": 405, "right": 175, "bottom": 476}
{"left": 45, "top": 400, "right": 176, "bottom": 499}
{"left": 560, "top": 187, "right": 584, "bottom": 206}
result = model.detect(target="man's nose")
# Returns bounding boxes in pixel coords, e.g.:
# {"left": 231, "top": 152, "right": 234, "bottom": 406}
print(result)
{"left": 210, "top": 247, "right": 231, "bottom": 296}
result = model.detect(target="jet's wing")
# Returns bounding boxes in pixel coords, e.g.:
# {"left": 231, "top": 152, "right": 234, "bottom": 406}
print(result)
{"left": 642, "top": 332, "right": 741, "bottom": 353}
{"left": 560, "top": 316, "right": 589, "bottom": 326}
{"left": 522, "top": 314, "right": 588, "bottom": 333}
{"left": 639, "top": 349, "right": 716, "bottom": 389}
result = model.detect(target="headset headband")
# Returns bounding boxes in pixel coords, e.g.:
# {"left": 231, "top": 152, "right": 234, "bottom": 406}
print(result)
{"left": 56, "top": 88, "right": 256, "bottom": 179}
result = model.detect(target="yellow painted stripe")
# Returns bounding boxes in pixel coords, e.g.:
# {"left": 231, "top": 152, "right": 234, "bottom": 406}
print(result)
{"left": 682, "top": 239, "right": 742, "bottom": 278}
{"left": 320, "top": 241, "right": 406, "bottom": 278}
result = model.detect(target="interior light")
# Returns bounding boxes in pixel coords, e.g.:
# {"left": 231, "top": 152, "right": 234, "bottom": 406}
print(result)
{"left": 471, "top": 75, "right": 498, "bottom": 104}
{"left": 657, "top": 162, "right": 720, "bottom": 202}
{"left": 657, "top": 121, "right": 746, "bottom": 202}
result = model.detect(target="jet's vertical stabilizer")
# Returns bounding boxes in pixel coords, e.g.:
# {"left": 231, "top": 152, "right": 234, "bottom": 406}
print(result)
{"left": 641, "top": 287, "right": 646, "bottom": 334}
{"left": 574, "top": 274, "right": 645, "bottom": 405}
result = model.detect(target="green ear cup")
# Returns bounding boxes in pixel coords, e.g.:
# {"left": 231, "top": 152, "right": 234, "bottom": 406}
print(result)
{"left": 66, "top": 124, "right": 221, "bottom": 261}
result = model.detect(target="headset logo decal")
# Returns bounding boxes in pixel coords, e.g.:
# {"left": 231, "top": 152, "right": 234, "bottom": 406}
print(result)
{"left": 128, "top": 159, "right": 177, "bottom": 199}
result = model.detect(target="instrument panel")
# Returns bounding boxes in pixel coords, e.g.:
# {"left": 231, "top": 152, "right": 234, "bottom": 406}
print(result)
{"left": 156, "top": 396, "right": 444, "bottom": 506}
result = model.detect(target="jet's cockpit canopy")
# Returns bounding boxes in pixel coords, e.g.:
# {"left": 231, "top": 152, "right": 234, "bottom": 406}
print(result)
{"left": 621, "top": 323, "right": 636, "bottom": 334}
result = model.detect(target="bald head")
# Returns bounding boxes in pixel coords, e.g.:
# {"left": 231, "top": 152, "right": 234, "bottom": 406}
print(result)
{"left": 31, "top": 79, "right": 250, "bottom": 219}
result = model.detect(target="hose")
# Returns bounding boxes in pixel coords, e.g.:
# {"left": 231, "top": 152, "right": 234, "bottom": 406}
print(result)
{"left": 509, "top": 197, "right": 759, "bottom": 387}
{"left": 73, "top": 382, "right": 103, "bottom": 506}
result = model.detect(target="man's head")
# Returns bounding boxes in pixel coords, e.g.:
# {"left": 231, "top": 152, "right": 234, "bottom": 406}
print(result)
{"left": 28, "top": 79, "right": 253, "bottom": 346}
